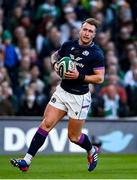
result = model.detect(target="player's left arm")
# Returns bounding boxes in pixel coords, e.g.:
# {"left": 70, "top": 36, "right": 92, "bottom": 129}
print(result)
{"left": 85, "top": 50, "right": 105, "bottom": 84}
{"left": 65, "top": 67, "right": 105, "bottom": 84}
{"left": 84, "top": 68, "right": 105, "bottom": 84}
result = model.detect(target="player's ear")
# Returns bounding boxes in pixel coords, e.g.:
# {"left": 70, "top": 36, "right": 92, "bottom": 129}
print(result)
{"left": 93, "top": 28, "right": 96, "bottom": 38}
{"left": 92, "top": 32, "right": 96, "bottom": 38}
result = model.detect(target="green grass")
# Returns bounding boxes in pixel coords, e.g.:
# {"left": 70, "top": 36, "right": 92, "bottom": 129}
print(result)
{"left": 0, "top": 154, "right": 137, "bottom": 179}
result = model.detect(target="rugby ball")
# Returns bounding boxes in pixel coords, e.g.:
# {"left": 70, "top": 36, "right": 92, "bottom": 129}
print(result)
{"left": 58, "top": 56, "right": 75, "bottom": 78}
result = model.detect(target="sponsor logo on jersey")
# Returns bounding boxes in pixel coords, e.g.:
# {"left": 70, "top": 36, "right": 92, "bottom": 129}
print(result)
{"left": 70, "top": 54, "right": 84, "bottom": 67}
{"left": 70, "top": 54, "right": 82, "bottom": 61}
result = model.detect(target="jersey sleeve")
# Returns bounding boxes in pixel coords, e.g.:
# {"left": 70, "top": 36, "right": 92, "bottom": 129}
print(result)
{"left": 57, "top": 42, "right": 68, "bottom": 58}
{"left": 93, "top": 50, "right": 105, "bottom": 70}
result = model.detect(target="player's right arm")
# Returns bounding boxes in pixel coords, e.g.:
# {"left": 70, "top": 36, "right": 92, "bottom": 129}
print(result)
{"left": 51, "top": 42, "right": 68, "bottom": 73}
{"left": 51, "top": 51, "right": 60, "bottom": 72}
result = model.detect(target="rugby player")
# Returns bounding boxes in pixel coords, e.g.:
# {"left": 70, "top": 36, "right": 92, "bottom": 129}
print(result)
{"left": 10, "top": 18, "right": 105, "bottom": 172}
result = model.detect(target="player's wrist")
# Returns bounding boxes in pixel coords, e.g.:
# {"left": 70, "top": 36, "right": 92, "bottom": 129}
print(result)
{"left": 77, "top": 73, "right": 85, "bottom": 82}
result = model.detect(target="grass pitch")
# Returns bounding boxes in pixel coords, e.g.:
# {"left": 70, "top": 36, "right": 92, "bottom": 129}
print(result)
{"left": 0, "top": 154, "right": 137, "bottom": 179}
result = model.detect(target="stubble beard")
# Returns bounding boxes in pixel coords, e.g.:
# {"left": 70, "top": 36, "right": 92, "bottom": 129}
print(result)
{"left": 79, "top": 37, "right": 93, "bottom": 46}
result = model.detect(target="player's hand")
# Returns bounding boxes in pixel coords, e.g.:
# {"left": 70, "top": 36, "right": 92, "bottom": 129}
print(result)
{"left": 64, "top": 66, "right": 79, "bottom": 80}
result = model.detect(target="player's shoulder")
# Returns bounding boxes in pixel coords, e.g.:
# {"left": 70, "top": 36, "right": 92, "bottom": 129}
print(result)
{"left": 92, "top": 43, "right": 103, "bottom": 52}
{"left": 92, "top": 43, "right": 104, "bottom": 57}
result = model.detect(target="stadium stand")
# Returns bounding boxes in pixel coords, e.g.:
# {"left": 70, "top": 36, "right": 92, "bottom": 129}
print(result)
{"left": 0, "top": 0, "right": 137, "bottom": 117}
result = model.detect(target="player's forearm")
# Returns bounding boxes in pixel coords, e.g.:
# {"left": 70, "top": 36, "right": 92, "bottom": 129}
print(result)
{"left": 51, "top": 51, "right": 59, "bottom": 66}
{"left": 51, "top": 51, "right": 61, "bottom": 72}
{"left": 84, "top": 74, "right": 104, "bottom": 84}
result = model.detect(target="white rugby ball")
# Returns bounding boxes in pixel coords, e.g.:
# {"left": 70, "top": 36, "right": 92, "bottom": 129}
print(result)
{"left": 58, "top": 56, "right": 75, "bottom": 79}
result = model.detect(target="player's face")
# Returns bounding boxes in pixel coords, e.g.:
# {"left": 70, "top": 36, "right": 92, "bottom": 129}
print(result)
{"left": 79, "top": 22, "right": 96, "bottom": 45}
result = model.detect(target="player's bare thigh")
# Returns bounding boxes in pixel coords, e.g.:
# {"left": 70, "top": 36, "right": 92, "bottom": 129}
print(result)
{"left": 68, "top": 118, "right": 85, "bottom": 142}
{"left": 40, "top": 104, "right": 67, "bottom": 132}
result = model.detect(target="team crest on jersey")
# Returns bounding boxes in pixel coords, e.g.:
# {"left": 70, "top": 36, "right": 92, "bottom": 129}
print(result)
{"left": 82, "top": 50, "right": 89, "bottom": 56}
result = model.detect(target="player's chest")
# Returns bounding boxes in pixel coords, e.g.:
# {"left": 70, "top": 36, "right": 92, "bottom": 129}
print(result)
{"left": 65, "top": 50, "right": 95, "bottom": 68}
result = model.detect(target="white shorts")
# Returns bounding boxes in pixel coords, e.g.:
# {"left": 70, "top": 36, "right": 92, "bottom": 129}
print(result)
{"left": 49, "top": 85, "right": 91, "bottom": 120}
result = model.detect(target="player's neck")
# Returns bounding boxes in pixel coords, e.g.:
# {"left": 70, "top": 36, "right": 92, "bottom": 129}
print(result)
{"left": 78, "top": 39, "right": 93, "bottom": 46}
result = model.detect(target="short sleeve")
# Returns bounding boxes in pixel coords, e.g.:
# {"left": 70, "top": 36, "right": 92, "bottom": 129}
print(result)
{"left": 93, "top": 50, "right": 105, "bottom": 70}
{"left": 57, "top": 42, "right": 68, "bottom": 58}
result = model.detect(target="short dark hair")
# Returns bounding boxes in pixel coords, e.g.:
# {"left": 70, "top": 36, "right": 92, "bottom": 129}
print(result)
{"left": 82, "top": 18, "right": 100, "bottom": 28}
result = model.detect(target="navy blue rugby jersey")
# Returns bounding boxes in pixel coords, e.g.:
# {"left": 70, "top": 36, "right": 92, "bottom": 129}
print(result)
{"left": 57, "top": 40, "right": 104, "bottom": 95}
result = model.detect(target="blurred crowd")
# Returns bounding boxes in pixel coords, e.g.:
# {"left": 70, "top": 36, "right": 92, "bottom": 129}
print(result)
{"left": 0, "top": 0, "right": 137, "bottom": 119}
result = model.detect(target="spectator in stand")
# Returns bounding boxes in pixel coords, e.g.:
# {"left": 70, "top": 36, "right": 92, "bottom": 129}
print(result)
{"left": 20, "top": 13, "right": 35, "bottom": 44}
{"left": 100, "top": 74, "right": 127, "bottom": 104}
{"left": 68, "top": 0, "right": 87, "bottom": 21}
{"left": 14, "top": 26, "right": 26, "bottom": 45}
{"left": 30, "top": 48, "right": 39, "bottom": 64}
{"left": 0, "top": 7, "right": 4, "bottom": 26}
{"left": 0, "top": 0, "right": 137, "bottom": 117}
{"left": 40, "top": 25, "right": 61, "bottom": 59}
{"left": 118, "top": 0, "right": 132, "bottom": 24}
{"left": 126, "top": 68, "right": 137, "bottom": 116}
{"left": 102, "top": 84, "right": 128, "bottom": 119}
{"left": 88, "top": 84, "right": 104, "bottom": 118}
{"left": 36, "top": 17, "right": 55, "bottom": 55}
{"left": 117, "top": 26, "right": 134, "bottom": 65}
{"left": 22, "top": 64, "right": 45, "bottom": 94}
{"left": 128, "top": 1, "right": 137, "bottom": 32}
{"left": 0, "top": 86, "right": 15, "bottom": 116}
{"left": 35, "top": 0, "right": 60, "bottom": 23}
{"left": 105, "top": 41, "right": 117, "bottom": 55}
{"left": 2, "top": 30, "right": 19, "bottom": 90}
{"left": 0, "top": 43, "right": 4, "bottom": 67}
{"left": 96, "top": 31, "right": 111, "bottom": 52}
{"left": 0, "top": 67, "right": 11, "bottom": 85}
{"left": 15, "top": 36, "right": 31, "bottom": 60}
{"left": 2, "top": 30, "right": 19, "bottom": 70}
{"left": 0, "top": 24, "right": 3, "bottom": 43}
{"left": 1, "top": 80, "right": 18, "bottom": 114}
{"left": 105, "top": 54, "right": 125, "bottom": 81}
{"left": 41, "top": 56, "right": 52, "bottom": 86}
{"left": 69, "top": 26, "right": 79, "bottom": 41}
{"left": 17, "top": 56, "right": 31, "bottom": 88}
{"left": 0, "top": 81, "right": 18, "bottom": 115}
{"left": 8, "top": 5, "right": 23, "bottom": 33}
{"left": 60, "top": 5, "right": 81, "bottom": 44}
{"left": 88, "top": 0, "right": 104, "bottom": 18}
{"left": 18, "top": 85, "right": 42, "bottom": 116}
{"left": 120, "top": 43, "right": 137, "bottom": 73}
{"left": 21, "top": 47, "right": 30, "bottom": 58}
{"left": 124, "top": 58, "right": 137, "bottom": 87}
{"left": 93, "top": 11, "right": 109, "bottom": 33}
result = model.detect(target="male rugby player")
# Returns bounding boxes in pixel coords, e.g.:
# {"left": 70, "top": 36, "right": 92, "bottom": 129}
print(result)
{"left": 10, "top": 18, "right": 105, "bottom": 172}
